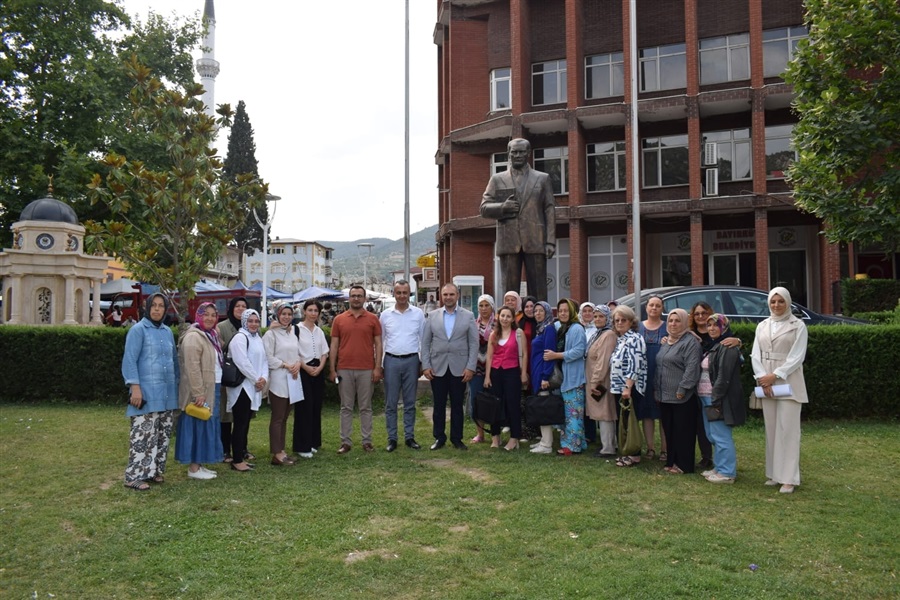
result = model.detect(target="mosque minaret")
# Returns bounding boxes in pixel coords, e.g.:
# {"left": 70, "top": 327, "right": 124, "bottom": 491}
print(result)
{"left": 195, "top": 0, "right": 220, "bottom": 118}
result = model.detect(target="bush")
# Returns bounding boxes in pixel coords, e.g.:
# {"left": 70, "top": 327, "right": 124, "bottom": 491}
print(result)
{"left": 851, "top": 310, "right": 898, "bottom": 325}
{"left": 841, "top": 278, "right": 900, "bottom": 314}
{"left": 730, "top": 323, "right": 900, "bottom": 419}
{"left": 0, "top": 324, "right": 381, "bottom": 407}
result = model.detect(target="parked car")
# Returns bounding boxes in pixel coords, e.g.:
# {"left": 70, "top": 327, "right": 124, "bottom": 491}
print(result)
{"left": 615, "top": 286, "right": 869, "bottom": 325}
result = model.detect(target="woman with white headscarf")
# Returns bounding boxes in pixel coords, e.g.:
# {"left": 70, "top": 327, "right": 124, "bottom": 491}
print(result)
{"left": 226, "top": 308, "right": 269, "bottom": 472}
{"left": 751, "top": 287, "right": 808, "bottom": 494}
{"left": 469, "top": 294, "right": 495, "bottom": 443}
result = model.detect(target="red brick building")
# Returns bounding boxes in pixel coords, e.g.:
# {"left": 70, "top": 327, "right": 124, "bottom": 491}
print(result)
{"left": 433, "top": 0, "right": 887, "bottom": 312}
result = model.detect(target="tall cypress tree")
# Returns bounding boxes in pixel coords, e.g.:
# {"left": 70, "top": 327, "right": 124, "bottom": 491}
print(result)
{"left": 223, "top": 100, "right": 268, "bottom": 262}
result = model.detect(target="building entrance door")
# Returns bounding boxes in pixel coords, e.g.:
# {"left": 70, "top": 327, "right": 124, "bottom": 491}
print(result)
{"left": 707, "top": 253, "right": 757, "bottom": 288}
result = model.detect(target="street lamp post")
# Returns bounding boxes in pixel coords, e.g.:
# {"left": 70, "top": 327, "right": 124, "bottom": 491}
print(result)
{"left": 357, "top": 242, "right": 374, "bottom": 293}
{"left": 254, "top": 193, "right": 281, "bottom": 327}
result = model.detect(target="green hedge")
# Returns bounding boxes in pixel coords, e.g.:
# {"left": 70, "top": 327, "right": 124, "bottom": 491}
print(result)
{"left": 841, "top": 278, "right": 900, "bottom": 314}
{"left": 1, "top": 324, "right": 896, "bottom": 419}
{"left": 729, "top": 323, "right": 899, "bottom": 419}
{"left": 0, "top": 325, "right": 382, "bottom": 408}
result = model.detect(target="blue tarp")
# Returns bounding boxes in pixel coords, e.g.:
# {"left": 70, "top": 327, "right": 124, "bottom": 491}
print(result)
{"left": 248, "top": 281, "right": 293, "bottom": 299}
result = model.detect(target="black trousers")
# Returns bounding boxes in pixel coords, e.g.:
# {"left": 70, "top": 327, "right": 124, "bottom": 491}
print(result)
{"left": 499, "top": 252, "right": 548, "bottom": 301}
{"left": 488, "top": 366, "right": 522, "bottom": 438}
{"left": 660, "top": 397, "right": 698, "bottom": 473}
{"left": 231, "top": 390, "right": 252, "bottom": 462}
{"left": 431, "top": 371, "right": 466, "bottom": 444}
{"left": 294, "top": 370, "right": 324, "bottom": 452}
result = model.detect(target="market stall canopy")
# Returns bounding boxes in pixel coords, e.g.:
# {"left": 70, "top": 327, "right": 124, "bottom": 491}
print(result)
{"left": 248, "top": 281, "right": 293, "bottom": 299}
{"left": 293, "top": 286, "right": 347, "bottom": 302}
{"left": 100, "top": 278, "right": 140, "bottom": 296}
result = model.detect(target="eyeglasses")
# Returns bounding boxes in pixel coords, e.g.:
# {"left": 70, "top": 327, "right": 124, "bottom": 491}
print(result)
{"left": 693, "top": 310, "right": 709, "bottom": 317}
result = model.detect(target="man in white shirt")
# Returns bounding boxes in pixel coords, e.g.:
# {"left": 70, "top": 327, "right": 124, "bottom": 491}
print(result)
{"left": 379, "top": 280, "right": 426, "bottom": 452}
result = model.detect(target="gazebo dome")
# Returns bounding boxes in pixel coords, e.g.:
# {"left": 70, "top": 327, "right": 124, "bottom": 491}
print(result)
{"left": 19, "top": 196, "right": 79, "bottom": 225}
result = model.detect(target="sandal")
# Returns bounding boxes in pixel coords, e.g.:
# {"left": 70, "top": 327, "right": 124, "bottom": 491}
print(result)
{"left": 615, "top": 456, "right": 639, "bottom": 467}
{"left": 244, "top": 452, "right": 256, "bottom": 461}
{"left": 124, "top": 480, "right": 150, "bottom": 492}
{"left": 223, "top": 453, "right": 233, "bottom": 464}
{"left": 664, "top": 465, "right": 684, "bottom": 475}
{"left": 646, "top": 449, "right": 657, "bottom": 461}
{"left": 658, "top": 452, "right": 668, "bottom": 462}
{"left": 149, "top": 475, "right": 164, "bottom": 484}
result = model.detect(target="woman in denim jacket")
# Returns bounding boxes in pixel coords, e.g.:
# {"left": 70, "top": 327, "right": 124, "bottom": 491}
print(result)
{"left": 122, "top": 293, "right": 179, "bottom": 491}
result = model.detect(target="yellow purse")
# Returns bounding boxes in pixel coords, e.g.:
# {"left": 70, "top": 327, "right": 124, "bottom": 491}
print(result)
{"left": 184, "top": 403, "right": 212, "bottom": 421}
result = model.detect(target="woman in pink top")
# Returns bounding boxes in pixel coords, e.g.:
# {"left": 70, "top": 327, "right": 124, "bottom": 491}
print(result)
{"left": 483, "top": 306, "right": 528, "bottom": 450}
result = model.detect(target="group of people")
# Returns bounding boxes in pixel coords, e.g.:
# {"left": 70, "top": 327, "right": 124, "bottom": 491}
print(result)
{"left": 122, "top": 282, "right": 808, "bottom": 496}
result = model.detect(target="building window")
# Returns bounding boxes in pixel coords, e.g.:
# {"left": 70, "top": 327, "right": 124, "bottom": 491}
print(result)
{"left": 703, "top": 129, "right": 752, "bottom": 181}
{"left": 491, "top": 68, "right": 511, "bottom": 111}
{"left": 585, "top": 52, "right": 624, "bottom": 99}
{"left": 643, "top": 134, "right": 689, "bottom": 188}
{"left": 269, "top": 247, "right": 284, "bottom": 255}
{"left": 662, "top": 255, "right": 692, "bottom": 286}
{"left": 533, "top": 147, "right": 568, "bottom": 195}
{"left": 491, "top": 152, "right": 509, "bottom": 174}
{"left": 765, "top": 124, "right": 797, "bottom": 179}
{"left": 271, "top": 280, "right": 284, "bottom": 292}
{"left": 532, "top": 60, "right": 566, "bottom": 105}
{"left": 699, "top": 33, "right": 750, "bottom": 84}
{"left": 640, "top": 44, "right": 686, "bottom": 92}
{"left": 586, "top": 142, "right": 626, "bottom": 192}
{"left": 270, "top": 262, "right": 286, "bottom": 274}
{"left": 763, "top": 26, "right": 808, "bottom": 77}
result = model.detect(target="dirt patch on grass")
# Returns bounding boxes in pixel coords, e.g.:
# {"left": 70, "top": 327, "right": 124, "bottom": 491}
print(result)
{"left": 344, "top": 549, "right": 398, "bottom": 564}
{"left": 448, "top": 524, "right": 470, "bottom": 533}
{"left": 426, "top": 459, "right": 497, "bottom": 484}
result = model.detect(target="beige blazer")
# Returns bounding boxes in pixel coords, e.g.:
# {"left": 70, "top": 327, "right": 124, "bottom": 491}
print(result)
{"left": 178, "top": 328, "right": 218, "bottom": 411}
{"left": 751, "top": 316, "right": 809, "bottom": 404}
{"left": 586, "top": 330, "right": 618, "bottom": 421}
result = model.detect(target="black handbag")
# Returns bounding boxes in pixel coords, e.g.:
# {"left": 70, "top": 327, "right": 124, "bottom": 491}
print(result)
{"left": 524, "top": 392, "right": 565, "bottom": 427}
{"left": 548, "top": 363, "right": 563, "bottom": 390}
{"left": 704, "top": 403, "right": 724, "bottom": 422}
{"left": 221, "top": 334, "right": 247, "bottom": 388}
{"left": 474, "top": 390, "right": 506, "bottom": 425}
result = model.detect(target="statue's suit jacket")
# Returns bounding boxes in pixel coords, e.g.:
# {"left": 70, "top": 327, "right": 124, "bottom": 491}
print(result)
{"left": 480, "top": 166, "right": 556, "bottom": 256}
{"left": 420, "top": 307, "right": 478, "bottom": 378}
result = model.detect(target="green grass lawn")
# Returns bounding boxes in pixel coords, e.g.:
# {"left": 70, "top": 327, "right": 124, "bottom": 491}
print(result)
{"left": 1, "top": 403, "right": 897, "bottom": 599}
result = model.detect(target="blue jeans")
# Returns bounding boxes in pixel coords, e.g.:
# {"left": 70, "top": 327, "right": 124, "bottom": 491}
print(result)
{"left": 700, "top": 395, "right": 737, "bottom": 478}
{"left": 383, "top": 354, "right": 419, "bottom": 442}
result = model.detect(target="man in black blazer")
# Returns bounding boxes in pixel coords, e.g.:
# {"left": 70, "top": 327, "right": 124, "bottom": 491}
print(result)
{"left": 421, "top": 283, "right": 479, "bottom": 450}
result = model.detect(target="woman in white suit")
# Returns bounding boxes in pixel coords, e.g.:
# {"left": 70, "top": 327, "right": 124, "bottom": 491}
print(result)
{"left": 751, "top": 287, "right": 809, "bottom": 494}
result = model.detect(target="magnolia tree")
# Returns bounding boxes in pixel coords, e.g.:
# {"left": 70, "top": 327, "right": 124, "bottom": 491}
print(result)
{"left": 86, "top": 57, "right": 268, "bottom": 316}
{"left": 787, "top": 0, "right": 900, "bottom": 252}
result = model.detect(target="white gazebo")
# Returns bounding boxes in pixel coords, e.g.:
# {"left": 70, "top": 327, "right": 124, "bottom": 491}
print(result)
{"left": 0, "top": 195, "right": 109, "bottom": 325}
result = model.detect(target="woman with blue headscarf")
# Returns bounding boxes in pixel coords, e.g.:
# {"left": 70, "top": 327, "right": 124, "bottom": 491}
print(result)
{"left": 586, "top": 304, "right": 618, "bottom": 457}
{"left": 543, "top": 298, "right": 586, "bottom": 455}
{"left": 121, "top": 293, "right": 179, "bottom": 491}
{"left": 225, "top": 308, "right": 269, "bottom": 472}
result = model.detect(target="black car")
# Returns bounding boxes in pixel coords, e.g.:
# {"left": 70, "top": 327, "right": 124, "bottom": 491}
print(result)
{"left": 615, "top": 286, "right": 869, "bottom": 325}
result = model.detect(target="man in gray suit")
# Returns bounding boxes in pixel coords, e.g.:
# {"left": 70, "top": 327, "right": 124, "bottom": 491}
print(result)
{"left": 421, "top": 283, "right": 479, "bottom": 450}
{"left": 480, "top": 137, "right": 557, "bottom": 301}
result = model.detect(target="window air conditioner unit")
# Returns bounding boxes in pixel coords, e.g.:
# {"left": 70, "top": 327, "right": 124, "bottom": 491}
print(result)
{"left": 703, "top": 142, "right": 718, "bottom": 166}
{"left": 705, "top": 168, "right": 719, "bottom": 196}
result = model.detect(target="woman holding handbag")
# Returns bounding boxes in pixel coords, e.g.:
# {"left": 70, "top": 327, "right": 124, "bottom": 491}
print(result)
{"left": 529, "top": 301, "right": 558, "bottom": 454}
{"left": 699, "top": 313, "right": 746, "bottom": 484}
{"left": 469, "top": 294, "right": 495, "bottom": 444}
{"left": 751, "top": 287, "right": 809, "bottom": 494}
{"left": 175, "top": 302, "right": 225, "bottom": 480}
{"left": 217, "top": 296, "right": 249, "bottom": 463}
{"left": 586, "top": 305, "right": 619, "bottom": 458}
{"left": 225, "top": 309, "right": 268, "bottom": 472}
{"left": 542, "top": 298, "right": 586, "bottom": 456}
{"left": 483, "top": 306, "right": 529, "bottom": 450}
{"left": 609, "top": 305, "right": 648, "bottom": 467}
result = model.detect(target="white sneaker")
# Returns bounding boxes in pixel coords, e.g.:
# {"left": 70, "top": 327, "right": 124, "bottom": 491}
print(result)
{"left": 702, "top": 469, "right": 718, "bottom": 478}
{"left": 311, "top": 448, "right": 318, "bottom": 454}
{"left": 199, "top": 466, "right": 217, "bottom": 477}
{"left": 706, "top": 473, "right": 735, "bottom": 484}
{"left": 530, "top": 445, "right": 552, "bottom": 454}
{"left": 530, "top": 441, "right": 542, "bottom": 449}
{"left": 188, "top": 468, "right": 215, "bottom": 480}
{"left": 779, "top": 484, "right": 795, "bottom": 494}
{"left": 765, "top": 479, "right": 779, "bottom": 486}
{"left": 297, "top": 452, "right": 313, "bottom": 459}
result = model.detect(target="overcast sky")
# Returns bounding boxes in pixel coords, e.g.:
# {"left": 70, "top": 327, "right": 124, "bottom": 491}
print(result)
{"left": 119, "top": 0, "right": 439, "bottom": 242}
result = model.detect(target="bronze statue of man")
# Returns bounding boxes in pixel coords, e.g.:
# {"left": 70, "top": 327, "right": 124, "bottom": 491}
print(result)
{"left": 480, "top": 138, "right": 556, "bottom": 301}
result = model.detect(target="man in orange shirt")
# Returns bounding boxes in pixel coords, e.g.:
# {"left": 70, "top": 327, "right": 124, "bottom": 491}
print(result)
{"left": 329, "top": 285, "right": 383, "bottom": 454}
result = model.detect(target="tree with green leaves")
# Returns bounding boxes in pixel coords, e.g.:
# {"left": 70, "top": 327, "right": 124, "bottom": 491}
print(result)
{"left": 223, "top": 100, "right": 268, "bottom": 274}
{"left": 0, "top": 0, "right": 201, "bottom": 247}
{"left": 787, "top": 0, "right": 900, "bottom": 252}
{"left": 86, "top": 57, "right": 268, "bottom": 316}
